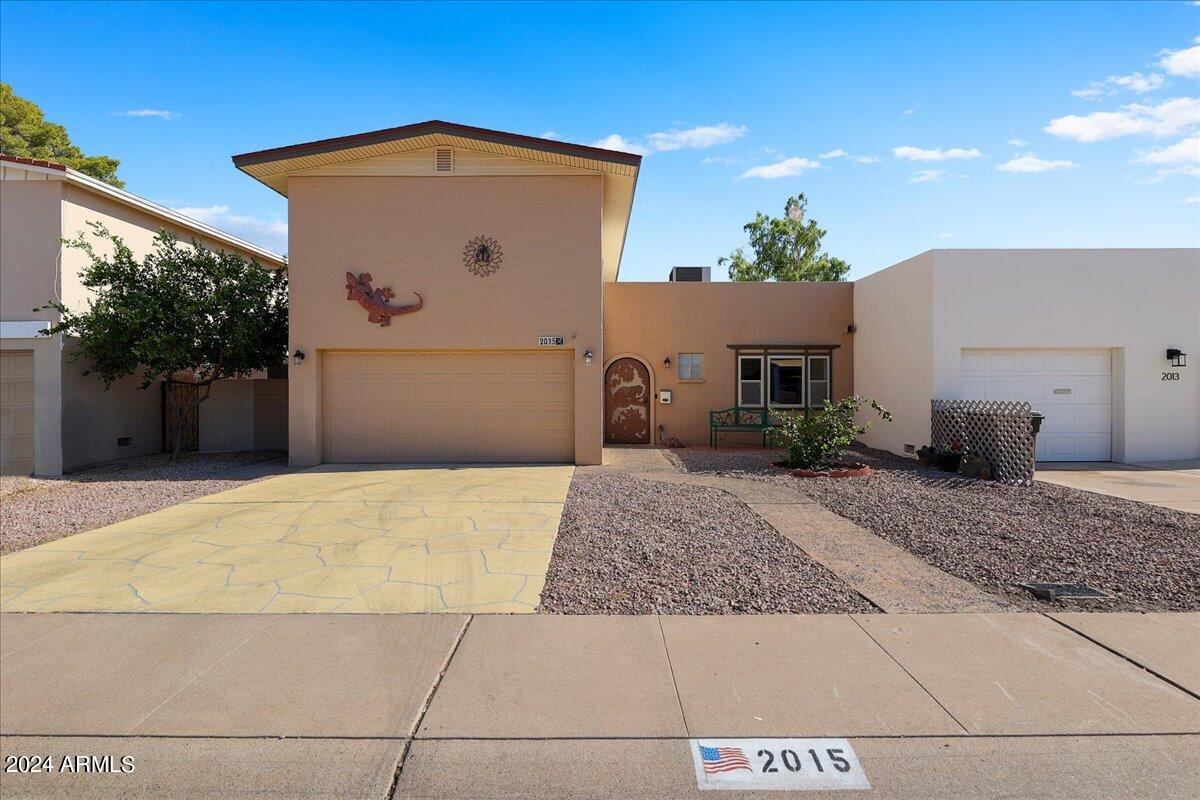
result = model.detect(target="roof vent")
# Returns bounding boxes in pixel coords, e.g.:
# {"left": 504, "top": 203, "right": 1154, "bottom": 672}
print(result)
{"left": 435, "top": 149, "right": 454, "bottom": 173}
{"left": 669, "top": 266, "right": 711, "bottom": 282}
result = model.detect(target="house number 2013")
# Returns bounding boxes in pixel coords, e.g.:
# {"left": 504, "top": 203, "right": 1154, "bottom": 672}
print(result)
{"left": 1162, "top": 372, "right": 1181, "bottom": 381}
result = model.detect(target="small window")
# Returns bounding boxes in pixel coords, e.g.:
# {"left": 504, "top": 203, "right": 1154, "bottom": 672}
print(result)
{"left": 678, "top": 353, "right": 703, "bottom": 381}
{"left": 807, "top": 355, "right": 830, "bottom": 407}
{"left": 769, "top": 357, "right": 805, "bottom": 407}
{"left": 738, "top": 356, "right": 763, "bottom": 406}
{"left": 117, "top": 436, "right": 132, "bottom": 448}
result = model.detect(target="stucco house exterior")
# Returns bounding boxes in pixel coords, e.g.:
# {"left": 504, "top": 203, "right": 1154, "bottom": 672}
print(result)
{"left": 4, "top": 123, "right": 1196, "bottom": 476}
{"left": 854, "top": 249, "right": 1200, "bottom": 464}
{"left": 231, "top": 121, "right": 1198, "bottom": 469}
{"left": 0, "top": 154, "right": 288, "bottom": 476}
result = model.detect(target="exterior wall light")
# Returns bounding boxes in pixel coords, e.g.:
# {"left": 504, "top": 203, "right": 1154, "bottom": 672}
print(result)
{"left": 1167, "top": 348, "right": 1187, "bottom": 367}
{"left": 583, "top": 348, "right": 593, "bottom": 366}
{"left": 293, "top": 349, "right": 306, "bottom": 366}
{"left": 663, "top": 355, "right": 672, "bottom": 367}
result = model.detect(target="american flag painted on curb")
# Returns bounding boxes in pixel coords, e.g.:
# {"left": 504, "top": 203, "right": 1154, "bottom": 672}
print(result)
{"left": 698, "top": 745, "right": 752, "bottom": 775}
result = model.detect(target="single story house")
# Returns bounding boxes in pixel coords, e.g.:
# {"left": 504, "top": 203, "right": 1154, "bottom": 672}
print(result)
{"left": 230, "top": 120, "right": 1198, "bottom": 468}
{"left": 0, "top": 154, "right": 288, "bottom": 476}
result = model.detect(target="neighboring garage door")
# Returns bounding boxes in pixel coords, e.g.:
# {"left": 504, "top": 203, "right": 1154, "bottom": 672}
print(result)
{"left": 323, "top": 350, "right": 573, "bottom": 463}
{"left": 961, "top": 349, "right": 1111, "bottom": 461}
{"left": 0, "top": 351, "right": 35, "bottom": 475}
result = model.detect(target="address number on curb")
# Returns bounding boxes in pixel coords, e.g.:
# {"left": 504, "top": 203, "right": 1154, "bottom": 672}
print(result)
{"left": 689, "top": 738, "right": 870, "bottom": 791}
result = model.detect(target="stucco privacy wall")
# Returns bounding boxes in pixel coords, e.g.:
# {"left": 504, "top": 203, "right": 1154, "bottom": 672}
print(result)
{"left": 198, "top": 378, "right": 288, "bottom": 453}
{"left": 856, "top": 249, "right": 1200, "bottom": 463}
{"left": 60, "top": 340, "right": 163, "bottom": 469}
{"left": 604, "top": 281, "right": 854, "bottom": 446}
{"left": 287, "top": 175, "right": 603, "bottom": 466}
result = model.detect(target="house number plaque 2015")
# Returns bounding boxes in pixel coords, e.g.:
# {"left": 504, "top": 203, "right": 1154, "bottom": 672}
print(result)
{"left": 539, "top": 336, "right": 566, "bottom": 347}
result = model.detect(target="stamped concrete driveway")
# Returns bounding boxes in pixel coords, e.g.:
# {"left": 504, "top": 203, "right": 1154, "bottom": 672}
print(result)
{"left": 0, "top": 464, "right": 571, "bottom": 613}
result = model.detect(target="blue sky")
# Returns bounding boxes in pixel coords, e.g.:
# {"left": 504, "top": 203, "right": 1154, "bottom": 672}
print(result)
{"left": 2, "top": 1, "right": 1197, "bottom": 280}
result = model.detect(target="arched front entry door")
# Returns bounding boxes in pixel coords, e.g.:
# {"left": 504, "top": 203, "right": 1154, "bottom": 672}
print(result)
{"left": 604, "top": 358, "right": 651, "bottom": 444}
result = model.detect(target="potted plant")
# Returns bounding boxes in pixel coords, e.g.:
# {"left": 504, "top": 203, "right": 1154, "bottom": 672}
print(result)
{"left": 769, "top": 395, "right": 892, "bottom": 477}
{"left": 935, "top": 439, "right": 964, "bottom": 472}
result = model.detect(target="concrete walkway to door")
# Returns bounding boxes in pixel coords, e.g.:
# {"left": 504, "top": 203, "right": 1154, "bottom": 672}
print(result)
{"left": 0, "top": 464, "right": 572, "bottom": 614}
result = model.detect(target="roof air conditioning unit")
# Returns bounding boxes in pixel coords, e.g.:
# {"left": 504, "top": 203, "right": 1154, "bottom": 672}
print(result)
{"left": 669, "top": 266, "right": 711, "bottom": 282}
{"left": 435, "top": 149, "right": 454, "bottom": 173}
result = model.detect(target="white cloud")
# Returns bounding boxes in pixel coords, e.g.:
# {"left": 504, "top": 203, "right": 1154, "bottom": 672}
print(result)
{"left": 938, "top": 232, "right": 956, "bottom": 239}
{"left": 589, "top": 134, "right": 650, "bottom": 155}
{"left": 1159, "top": 36, "right": 1200, "bottom": 78}
{"left": 1072, "top": 72, "right": 1165, "bottom": 99}
{"left": 909, "top": 169, "right": 944, "bottom": 183}
{"left": 540, "top": 130, "right": 560, "bottom": 139}
{"left": 893, "top": 145, "right": 982, "bottom": 162}
{"left": 1045, "top": 97, "right": 1200, "bottom": 142}
{"left": 901, "top": 108, "right": 916, "bottom": 116}
{"left": 818, "top": 148, "right": 878, "bottom": 164}
{"left": 996, "top": 153, "right": 1079, "bottom": 173}
{"left": 647, "top": 123, "right": 747, "bottom": 152}
{"left": 590, "top": 123, "right": 746, "bottom": 156}
{"left": 119, "top": 109, "right": 176, "bottom": 119}
{"left": 740, "top": 156, "right": 822, "bottom": 179}
{"left": 1006, "top": 138, "right": 1028, "bottom": 148}
{"left": 1133, "top": 134, "right": 1200, "bottom": 164}
{"left": 1183, "top": 196, "right": 1200, "bottom": 204}
{"left": 171, "top": 205, "right": 287, "bottom": 253}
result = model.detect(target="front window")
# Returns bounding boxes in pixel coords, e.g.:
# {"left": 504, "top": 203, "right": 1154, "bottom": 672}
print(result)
{"left": 678, "top": 353, "right": 703, "bottom": 381}
{"left": 738, "top": 356, "right": 763, "bottom": 406}
{"left": 807, "top": 355, "right": 830, "bottom": 407}
{"left": 768, "top": 357, "right": 805, "bottom": 407}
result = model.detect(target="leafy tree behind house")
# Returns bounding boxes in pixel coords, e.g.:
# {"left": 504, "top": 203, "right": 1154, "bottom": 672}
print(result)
{"left": 720, "top": 193, "right": 850, "bottom": 282}
{"left": 1, "top": 83, "right": 124, "bottom": 187}
{"left": 42, "top": 223, "right": 289, "bottom": 458}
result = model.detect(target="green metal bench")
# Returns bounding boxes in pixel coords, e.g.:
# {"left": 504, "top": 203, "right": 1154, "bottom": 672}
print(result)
{"left": 709, "top": 407, "right": 773, "bottom": 448}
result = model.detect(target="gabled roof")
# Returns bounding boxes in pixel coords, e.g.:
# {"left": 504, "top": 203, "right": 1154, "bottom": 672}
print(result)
{"left": 231, "top": 120, "right": 641, "bottom": 280}
{"left": 0, "top": 154, "right": 286, "bottom": 267}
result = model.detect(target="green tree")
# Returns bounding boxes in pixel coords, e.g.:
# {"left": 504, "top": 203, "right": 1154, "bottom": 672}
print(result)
{"left": 42, "top": 223, "right": 289, "bottom": 458}
{"left": 1, "top": 83, "right": 124, "bottom": 187}
{"left": 719, "top": 193, "right": 850, "bottom": 282}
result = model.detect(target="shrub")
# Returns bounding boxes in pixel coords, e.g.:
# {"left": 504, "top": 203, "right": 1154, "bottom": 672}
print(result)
{"left": 770, "top": 396, "right": 893, "bottom": 470}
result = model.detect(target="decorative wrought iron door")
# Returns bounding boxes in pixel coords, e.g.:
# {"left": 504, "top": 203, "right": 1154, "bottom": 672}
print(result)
{"left": 604, "top": 358, "right": 651, "bottom": 444}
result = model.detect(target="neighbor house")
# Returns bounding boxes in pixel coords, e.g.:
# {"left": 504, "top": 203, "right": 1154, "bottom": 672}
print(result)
{"left": 0, "top": 154, "right": 288, "bottom": 476}
{"left": 231, "top": 121, "right": 1198, "bottom": 468}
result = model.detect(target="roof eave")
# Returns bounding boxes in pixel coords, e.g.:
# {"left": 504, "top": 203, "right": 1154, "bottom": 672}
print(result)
{"left": 231, "top": 120, "right": 644, "bottom": 170}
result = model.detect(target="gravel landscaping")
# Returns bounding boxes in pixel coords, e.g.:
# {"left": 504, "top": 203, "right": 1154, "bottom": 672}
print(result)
{"left": 0, "top": 451, "right": 286, "bottom": 555}
{"left": 671, "top": 445, "right": 1200, "bottom": 612}
{"left": 539, "top": 471, "right": 877, "bottom": 614}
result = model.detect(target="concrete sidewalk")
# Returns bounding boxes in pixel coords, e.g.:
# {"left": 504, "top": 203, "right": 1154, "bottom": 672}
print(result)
{"left": 1, "top": 611, "right": 1197, "bottom": 798}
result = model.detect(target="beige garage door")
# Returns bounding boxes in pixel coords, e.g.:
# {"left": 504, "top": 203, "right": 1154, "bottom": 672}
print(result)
{"left": 323, "top": 350, "right": 574, "bottom": 463}
{"left": 0, "top": 351, "right": 35, "bottom": 475}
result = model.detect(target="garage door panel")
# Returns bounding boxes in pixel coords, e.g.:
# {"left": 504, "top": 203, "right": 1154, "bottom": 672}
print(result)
{"left": 961, "top": 349, "right": 1111, "bottom": 462}
{"left": 0, "top": 351, "right": 35, "bottom": 476}
{"left": 322, "top": 351, "right": 573, "bottom": 463}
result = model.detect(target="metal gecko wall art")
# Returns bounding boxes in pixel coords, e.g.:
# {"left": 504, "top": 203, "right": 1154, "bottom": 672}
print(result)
{"left": 345, "top": 271, "right": 423, "bottom": 327}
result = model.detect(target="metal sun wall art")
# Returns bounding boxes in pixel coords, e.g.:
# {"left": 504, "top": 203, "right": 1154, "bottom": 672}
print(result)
{"left": 464, "top": 235, "right": 503, "bottom": 277}
{"left": 346, "top": 271, "right": 423, "bottom": 327}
